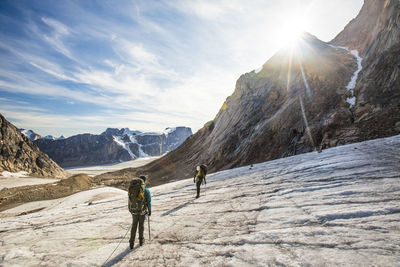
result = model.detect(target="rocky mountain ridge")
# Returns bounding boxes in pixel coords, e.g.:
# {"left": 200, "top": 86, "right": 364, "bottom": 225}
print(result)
{"left": 96, "top": 0, "right": 400, "bottom": 186}
{"left": 35, "top": 127, "right": 192, "bottom": 167}
{"left": 0, "top": 114, "right": 67, "bottom": 178}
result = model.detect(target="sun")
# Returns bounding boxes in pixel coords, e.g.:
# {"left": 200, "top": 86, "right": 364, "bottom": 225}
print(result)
{"left": 276, "top": 14, "right": 308, "bottom": 48}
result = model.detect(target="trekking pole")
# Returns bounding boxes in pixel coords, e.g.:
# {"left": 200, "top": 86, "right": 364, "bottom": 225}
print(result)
{"left": 148, "top": 215, "right": 151, "bottom": 241}
{"left": 102, "top": 227, "right": 130, "bottom": 267}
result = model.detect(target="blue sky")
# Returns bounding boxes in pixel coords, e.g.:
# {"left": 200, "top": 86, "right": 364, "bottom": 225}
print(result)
{"left": 0, "top": 0, "right": 363, "bottom": 137}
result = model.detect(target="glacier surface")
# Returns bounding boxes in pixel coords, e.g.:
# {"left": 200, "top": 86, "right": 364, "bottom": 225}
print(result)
{"left": 0, "top": 135, "right": 399, "bottom": 266}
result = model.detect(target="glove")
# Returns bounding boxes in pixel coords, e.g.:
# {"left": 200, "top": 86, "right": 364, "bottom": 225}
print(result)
{"left": 148, "top": 211, "right": 151, "bottom": 216}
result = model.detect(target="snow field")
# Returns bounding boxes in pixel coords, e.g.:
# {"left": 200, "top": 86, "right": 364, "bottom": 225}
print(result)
{"left": 0, "top": 172, "right": 59, "bottom": 190}
{"left": 0, "top": 135, "right": 399, "bottom": 266}
{"left": 66, "top": 157, "right": 160, "bottom": 176}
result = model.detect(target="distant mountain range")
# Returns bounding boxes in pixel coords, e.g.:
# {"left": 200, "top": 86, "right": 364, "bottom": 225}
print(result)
{"left": 32, "top": 127, "right": 192, "bottom": 167}
{"left": 19, "top": 129, "right": 65, "bottom": 141}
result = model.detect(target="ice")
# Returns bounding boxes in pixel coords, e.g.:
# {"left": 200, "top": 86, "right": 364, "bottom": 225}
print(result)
{"left": 327, "top": 44, "right": 363, "bottom": 108}
{"left": 0, "top": 175, "right": 59, "bottom": 190}
{"left": 346, "top": 50, "right": 363, "bottom": 91}
{"left": 0, "top": 135, "right": 399, "bottom": 266}
{"left": 113, "top": 136, "right": 137, "bottom": 159}
{"left": 66, "top": 157, "right": 160, "bottom": 176}
{"left": 1, "top": 171, "right": 29, "bottom": 178}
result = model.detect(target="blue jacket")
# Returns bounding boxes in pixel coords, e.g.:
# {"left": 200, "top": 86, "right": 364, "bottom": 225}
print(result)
{"left": 145, "top": 187, "right": 151, "bottom": 213}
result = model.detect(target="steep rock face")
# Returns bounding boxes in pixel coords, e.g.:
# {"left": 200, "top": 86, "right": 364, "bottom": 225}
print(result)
{"left": 165, "top": 127, "right": 193, "bottom": 150}
{"left": 327, "top": 0, "right": 400, "bottom": 146}
{"left": 97, "top": 0, "right": 400, "bottom": 186}
{"left": 0, "top": 114, "right": 67, "bottom": 178}
{"left": 332, "top": 0, "right": 392, "bottom": 53}
{"left": 35, "top": 134, "right": 132, "bottom": 168}
{"left": 35, "top": 127, "right": 192, "bottom": 167}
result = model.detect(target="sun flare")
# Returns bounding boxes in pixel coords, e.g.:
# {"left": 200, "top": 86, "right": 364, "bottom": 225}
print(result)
{"left": 277, "top": 14, "right": 309, "bottom": 47}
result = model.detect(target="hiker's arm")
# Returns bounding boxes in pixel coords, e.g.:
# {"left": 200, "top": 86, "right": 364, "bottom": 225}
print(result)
{"left": 128, "top": 196, "right": 133, "bottom": 213}
{"left": 145, "top": 188, "right": 152, "bottom": 215}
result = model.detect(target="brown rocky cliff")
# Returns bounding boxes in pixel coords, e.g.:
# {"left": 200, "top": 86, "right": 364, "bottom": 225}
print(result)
{"left": 331, "top": 0, "right": 392, "bottom": 55}
{"left": 326, "top": 0, "right": 400, "bottom": 145}
{"left": 0, "top": 114, "right": 67, "bottom": 178}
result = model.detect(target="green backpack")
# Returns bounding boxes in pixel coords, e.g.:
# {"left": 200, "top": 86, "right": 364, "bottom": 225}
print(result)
{"left": 128, "top": 178, "right": 146, "bottom": 214}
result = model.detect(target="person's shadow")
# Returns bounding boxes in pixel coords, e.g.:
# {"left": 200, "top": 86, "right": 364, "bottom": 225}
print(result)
{"left": 103, "top": 246, "right": 134, "bottom": 267}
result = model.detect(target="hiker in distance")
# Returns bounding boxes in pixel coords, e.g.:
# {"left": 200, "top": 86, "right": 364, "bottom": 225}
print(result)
{"left": 194, "top": 164, "right": 207, "bottom": 199}
{"left": 128, "top": 174, "right": 152, "bottom": 249}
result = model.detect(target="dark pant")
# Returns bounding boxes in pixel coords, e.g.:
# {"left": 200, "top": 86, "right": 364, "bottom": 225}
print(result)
{"left": 196, "top": 180, "right": 202, "bottom": 197}
{"left": 130, "top": 214, "right": 145, "bottom": 244}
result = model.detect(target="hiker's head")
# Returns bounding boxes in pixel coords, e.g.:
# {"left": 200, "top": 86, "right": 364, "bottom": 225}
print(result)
{"left": 196, "top": 166, "right": 200, "bottom": 171}
{"left": 139, "top": 174, "right": 147, "bottom": 182}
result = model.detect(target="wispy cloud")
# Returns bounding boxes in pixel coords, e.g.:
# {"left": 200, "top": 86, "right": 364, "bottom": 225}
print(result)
{"left": 41, "top": 17, "right": 70, "bottom": 36}
{"left": 38, "top": 16, "right": 78, "bottom": 61}
{"left": 0, "top": 0, "right": 363, "bottom": 137}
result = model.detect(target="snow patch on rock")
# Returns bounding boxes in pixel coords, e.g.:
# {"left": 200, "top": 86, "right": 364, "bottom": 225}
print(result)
{"left": 129, "top": 135, "right": 149, "bottom": 158}
{"left": 327, "top": 44, "right": 363, "bottom": 107}
{"left": 113, "top": 136, "right": 136, "bottom": 159}
{"left": 254, "top": 66, "right": 263, "bottom": 74}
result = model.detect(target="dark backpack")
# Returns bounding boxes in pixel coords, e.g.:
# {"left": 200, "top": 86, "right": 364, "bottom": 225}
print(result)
{"left": 200, "top": 164, "right": 207, "bottom": 176}
{"left": 128, "top": 178, "right": 146, "bottom": 214}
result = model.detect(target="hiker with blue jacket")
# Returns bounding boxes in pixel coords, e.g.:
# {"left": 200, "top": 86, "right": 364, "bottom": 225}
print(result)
{"left": 128, "top": 174, "right": 151, "bottom": 249}
{"left": 194, "top": 164, "right": 207, "bottom": 198}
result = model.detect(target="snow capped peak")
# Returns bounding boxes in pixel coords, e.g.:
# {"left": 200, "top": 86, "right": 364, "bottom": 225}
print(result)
{"left": 110, "top": 127, "right": 191, "bottom": 159}
{"left": 164, "top": 127, "right": 177, "bottom": 135}
{"left": 122, "top": 128, "right": 141, "bottom": 136}
{"left": 19, "top": 129, "right": 41, "bottom": 141}
{"left": 42, "top": 135, "right": 65, "bottom": 140}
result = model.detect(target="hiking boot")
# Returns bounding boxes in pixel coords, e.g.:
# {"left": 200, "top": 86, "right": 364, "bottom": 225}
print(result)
{"left": 129, "top": 240, "right": 134, "bottom": 249}
{"left": 139, "top": 238, "right": 145, "bottom": 246}
{"left": 196, "top": 195, "right": 200, "bottom": 199}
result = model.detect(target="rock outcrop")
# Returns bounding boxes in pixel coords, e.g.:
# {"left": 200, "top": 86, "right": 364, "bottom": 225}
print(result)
{"left": 0, "top": 114, "right": 67, "bottom": 178}
{"left": 35, "top": 127, "right": 192, "bottom": 167}
{"left": 96, "top": 0, "right": 400, "bottom": 186}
